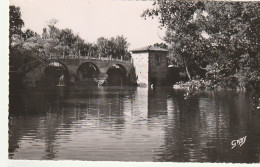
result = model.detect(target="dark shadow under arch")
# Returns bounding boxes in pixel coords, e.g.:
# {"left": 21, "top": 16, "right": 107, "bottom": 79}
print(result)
{"left": 106, "top": 64, "right": 128, "bottom": 86}
{"left": 76, "top": 62, "right": 100, "bottom": 86}
{"left": 44, "top": 61, "right": 70, "bottom": 86}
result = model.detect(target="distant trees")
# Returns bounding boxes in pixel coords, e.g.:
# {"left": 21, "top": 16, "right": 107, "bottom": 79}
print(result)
{"left": 28, "top": 19, "right": 131, "bottom": 59}
{"left": 96, "top": 36, "right": 131, "bottom": 60}
{"left": 9, "top": 5, "right": 131, "bottom": 74}
{"left": 9, "top": 5, "right": 132, "bottom": 88}
{"left": 143, "top": 1, "right": 260, "bottom": 89}
{"left": 153, "top": 43, "right": 168, "bottom": 49}
{"left": 40, "top": 22, "right": 84, "bottom": 57}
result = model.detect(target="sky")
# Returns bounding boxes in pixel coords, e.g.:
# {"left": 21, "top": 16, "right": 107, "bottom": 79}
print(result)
{"left": 10, "top": 0, "right": 166, "bottom": 50}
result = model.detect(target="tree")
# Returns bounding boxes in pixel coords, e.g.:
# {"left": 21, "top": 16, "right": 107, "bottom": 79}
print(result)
{"left": 57, "top": 28, "right": 76, "bottom": 55}
{"left": 204, "top": 2, "right": 260, "bottom": 88}
{"left": 9, "top": 5, "right": 24, "bottom": 38}
{"left": 113, "top": 35, "right": 130, "bottom": 59}
{"left": 143, "top": 1, "right": 210, "bottom": 80}
{"left": 143, "top": 1, "right": 260, "bottom": 88}
{"left": 9, "top": 5, "right": 25, "bottom": 73}
{"left": 96, "top": 37, "right": 111, "bottom": 57}
{"left": 96, "top": 36, "right": 130, "bottom": 59}
{"left": 22, "top": 29, "right": 37, "bottom": 40}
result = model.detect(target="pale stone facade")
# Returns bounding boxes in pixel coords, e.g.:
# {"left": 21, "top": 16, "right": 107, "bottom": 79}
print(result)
{"left": 131, "top": 52, "right": 149, "bottom": 86}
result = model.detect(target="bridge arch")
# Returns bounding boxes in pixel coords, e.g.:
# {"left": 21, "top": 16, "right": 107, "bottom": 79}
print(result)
{"left": 76, "top": 62, "right": 100, "bottom": 86}
{"left": 106, "top": 64, "right": 128, "bottom": 86}
{"left": 43, "top": 61, "right": 70, "bottom": 86}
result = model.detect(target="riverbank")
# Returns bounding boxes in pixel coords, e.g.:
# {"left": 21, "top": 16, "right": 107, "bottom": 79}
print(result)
{"left": 173, "top": 79, "right": 260, "bottom": 110}
{"left": 172, "top": 79, "right": 258, "bottom": 92}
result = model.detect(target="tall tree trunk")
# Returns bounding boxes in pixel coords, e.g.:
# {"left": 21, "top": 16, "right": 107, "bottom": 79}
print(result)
{"left": 183, "top": 56, "right": 191, "bottom": 80}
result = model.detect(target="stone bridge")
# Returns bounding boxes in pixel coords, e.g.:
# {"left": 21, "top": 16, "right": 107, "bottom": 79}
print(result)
{"left": 24, "top": 56, "right": 137, "bottom": 86}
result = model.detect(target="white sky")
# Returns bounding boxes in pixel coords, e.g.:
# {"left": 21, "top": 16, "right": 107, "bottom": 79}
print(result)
{"left": 10, "top": 0, "right": 165, "bottom": 50}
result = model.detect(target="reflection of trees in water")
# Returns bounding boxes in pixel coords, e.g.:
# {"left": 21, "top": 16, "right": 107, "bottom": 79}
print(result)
{"left": 155, "top": 90, "right": 260, "bottom": 163}
{"left": 214, "top": 91, "right": 260, "bottom": 162}
{"left": 9, "top": 87, "right": 259, "bottom": 162}
{"left": 250, "top": 91, "right": 260, "bottom": 112}
{"left": 155, "top": 90, "right": 202, "bottom": 162}
{"left": 9, "top": 89, "right": 49, "bottom": 158}
{"left": 9, "top": 87, "right": 136, "bottom": 159}
{"left": 9, "top": 87, "right": 69, "bottom": 159}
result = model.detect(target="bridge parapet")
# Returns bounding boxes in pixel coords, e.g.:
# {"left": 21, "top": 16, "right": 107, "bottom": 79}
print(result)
{"left": 50, "top": 55, "right": 133, "bottom": 64}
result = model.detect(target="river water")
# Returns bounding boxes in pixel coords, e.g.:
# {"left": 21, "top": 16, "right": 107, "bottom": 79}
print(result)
{"left": 9, "top": 86, "right": 260, "bottom": 162}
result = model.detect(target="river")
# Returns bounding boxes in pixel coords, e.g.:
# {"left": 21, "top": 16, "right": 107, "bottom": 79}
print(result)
{"left": 8, "top": 86, "right": 260, "bottom": 162}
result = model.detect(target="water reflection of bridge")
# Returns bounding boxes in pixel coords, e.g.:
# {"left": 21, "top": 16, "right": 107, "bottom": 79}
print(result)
{"left": 9, "top": 87, "right": 137, "bottom": 159}
{"left": 24, "top": 55, "right": 137, "bottom": 86}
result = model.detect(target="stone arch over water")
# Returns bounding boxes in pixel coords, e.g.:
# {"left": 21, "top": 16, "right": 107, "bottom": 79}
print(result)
{"left": 106, "top": 64, "right": 128, "bottom": 86}
{"left": 23, "top": 58, "right": 137, "bottom": 87}
{"left": 76, "top": 62, "right": 100, "bottom": 86}
{"left": 44, "top": 61, "right": 70, "bottom": 86}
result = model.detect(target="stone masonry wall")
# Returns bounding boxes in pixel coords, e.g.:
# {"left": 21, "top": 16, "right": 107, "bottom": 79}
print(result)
{"left": 24, "top": 58, "right": 137, "bottom": 86}
{"left": 149, "top": 51, "right": 168, "bottom": 86}
{"left": 132, "top": 53, "right": 149, "bottom": 86}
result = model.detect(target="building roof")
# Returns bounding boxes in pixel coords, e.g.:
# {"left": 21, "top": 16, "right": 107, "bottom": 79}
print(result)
{"left": 131, "top": 45, "right": 168, "bottom": 53}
